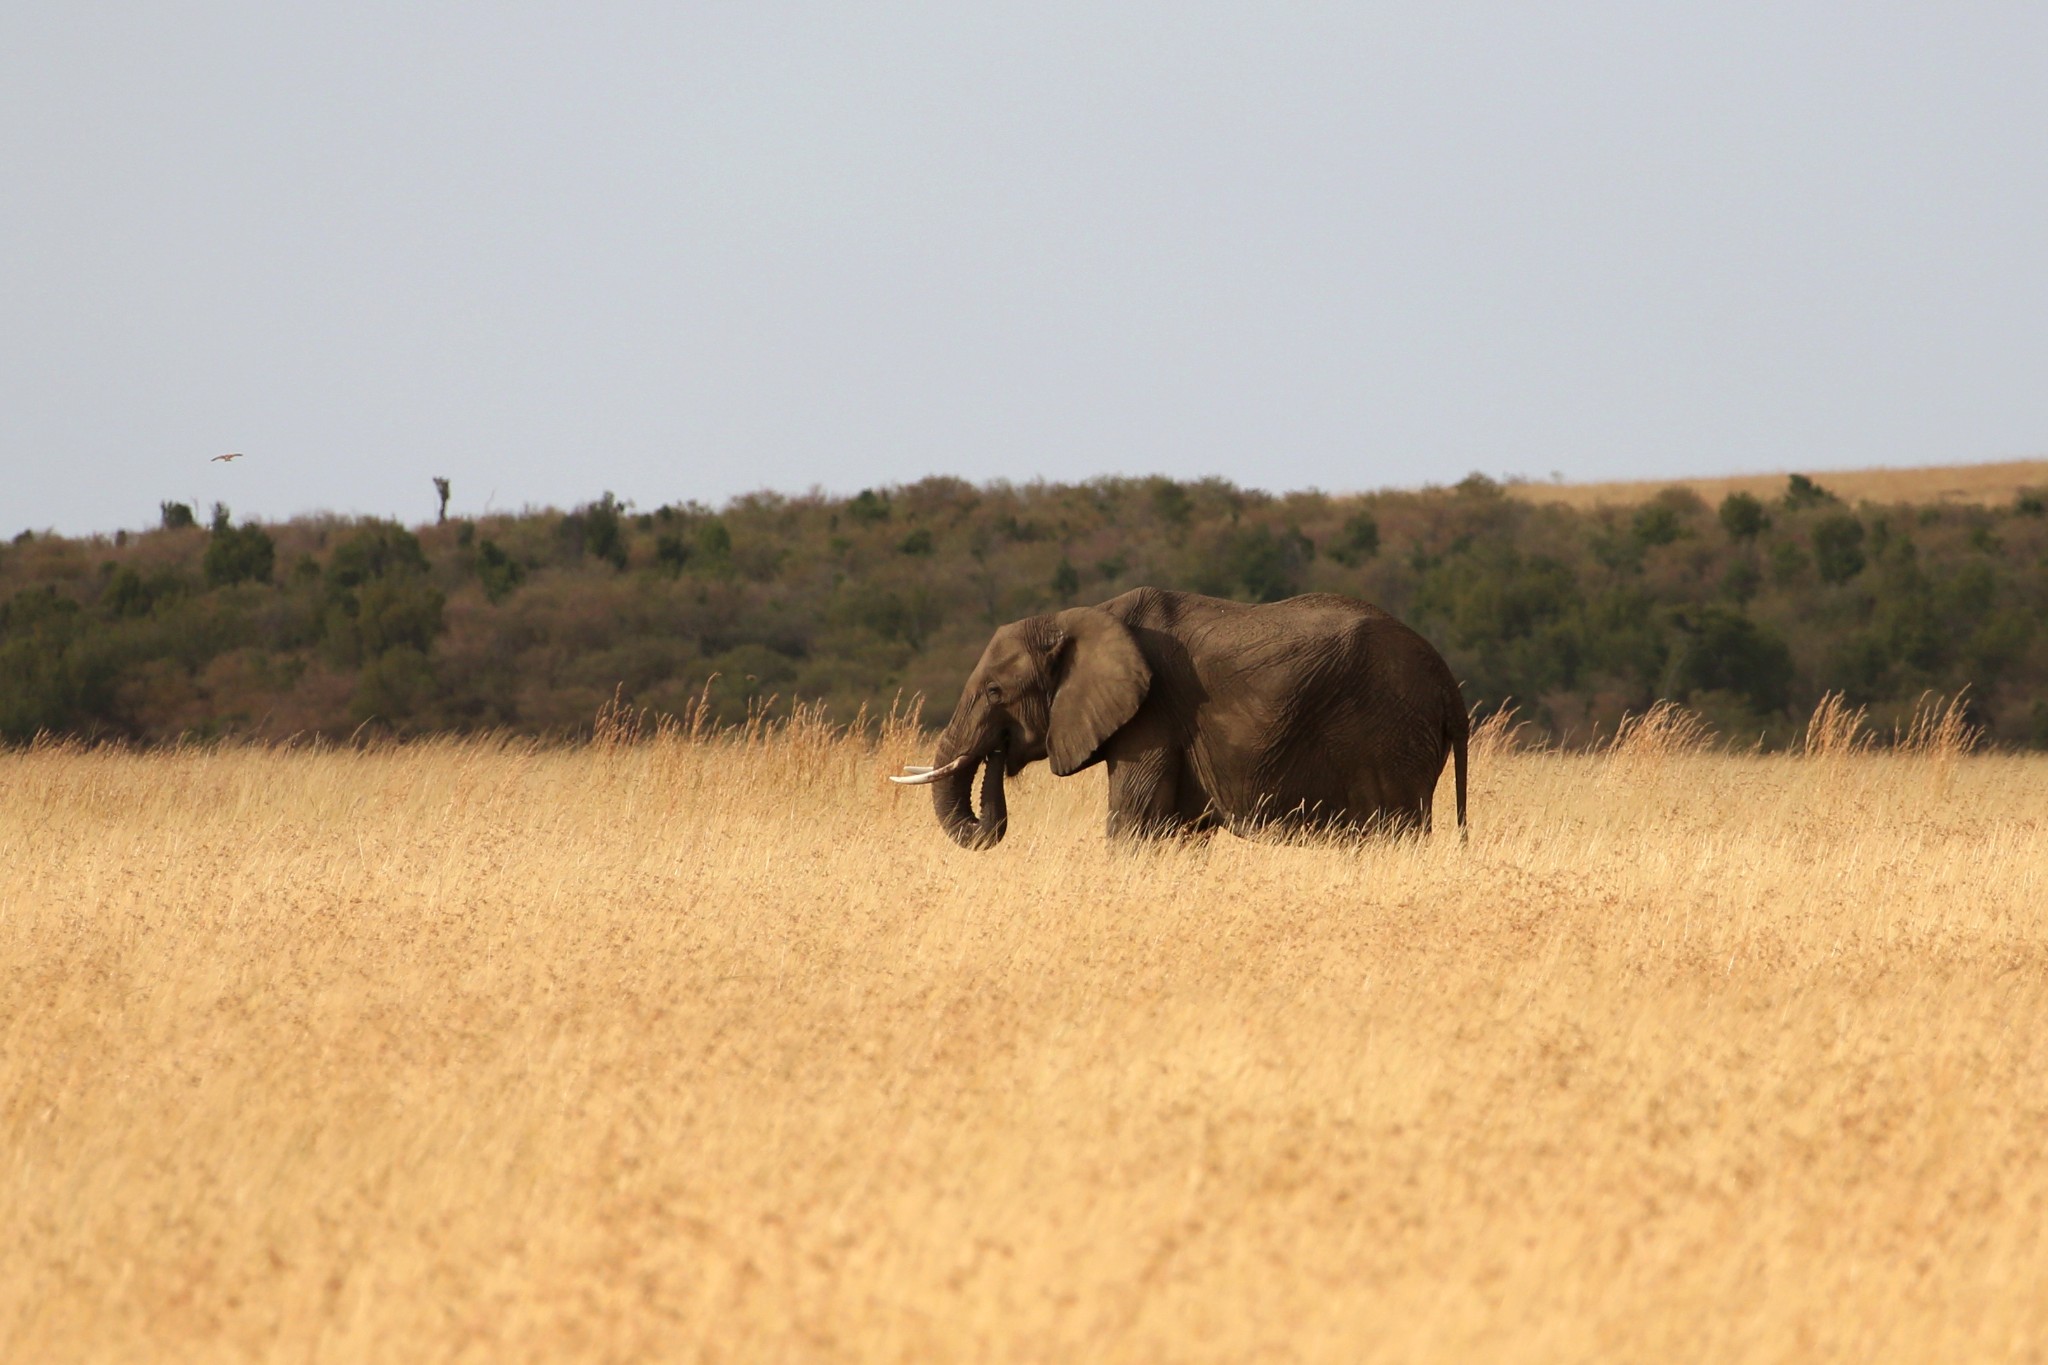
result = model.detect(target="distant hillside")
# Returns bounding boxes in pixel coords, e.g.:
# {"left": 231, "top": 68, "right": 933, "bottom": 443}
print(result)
{"left": 5, "top": 467, "right": 2047, "bottom": 748}
{"left": 1509, "top": 458, "right": 2048, "bottom": 510}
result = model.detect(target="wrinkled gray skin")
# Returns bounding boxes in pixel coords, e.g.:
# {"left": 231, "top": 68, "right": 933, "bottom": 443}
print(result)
{"left": 924, "top": 587, "right": 1468, "bottom": 848}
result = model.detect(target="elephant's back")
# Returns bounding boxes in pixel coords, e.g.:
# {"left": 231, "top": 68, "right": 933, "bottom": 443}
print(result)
{"left": 1115, "top": 587, "right": 1456, "bottom": 727}
{"left": 1243, "top": 594, "right": 1458, "bottom": 715}
{"left": 1138, "top": 590, "right": 1459, "bottom": 828}
{"left": 1107, "top": 587, "right": 1398, "bottom": 641}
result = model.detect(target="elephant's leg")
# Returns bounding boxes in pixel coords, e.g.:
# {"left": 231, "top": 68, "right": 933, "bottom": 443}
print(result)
{"left": 1342, "top": 752, "right": 1435, "bottom": 838}
{"left": 1104, "top": 748, "right": 1181, "bottom": 839}
{"left": 1379, "top": 749, "right": 1449, "bottom": 837}
{"left": 1102, "top": 718, "right": 1197, "bottom": 841}
{"left": 1378, "top": 784, "right": 1434, "bottom": 838}
{"left": 1177, "top": 782, "right": 1223, "bottom": 837}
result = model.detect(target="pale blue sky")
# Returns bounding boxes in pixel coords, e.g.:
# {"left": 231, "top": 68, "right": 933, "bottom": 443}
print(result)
{"left": 5, "top": 4, "right": 2046, "bottom": 535}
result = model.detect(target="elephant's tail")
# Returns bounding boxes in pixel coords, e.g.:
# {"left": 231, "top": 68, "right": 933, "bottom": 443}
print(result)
{"left": 1451, "top": 712, "right": 1469, "bottom": 841}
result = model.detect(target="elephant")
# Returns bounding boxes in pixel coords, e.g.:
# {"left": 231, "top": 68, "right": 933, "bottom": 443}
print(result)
{"left": 891, "top": 587, "right": 1467, "bottom": 847}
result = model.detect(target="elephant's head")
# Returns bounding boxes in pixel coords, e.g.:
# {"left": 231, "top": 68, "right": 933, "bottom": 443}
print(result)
{"left": 892, "top": 607, "right": 1151, "bottom": 849}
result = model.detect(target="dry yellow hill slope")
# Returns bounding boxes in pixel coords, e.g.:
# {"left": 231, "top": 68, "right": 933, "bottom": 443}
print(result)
{"left": 1505, "top": 457, "right": 2048, "bottom": 509}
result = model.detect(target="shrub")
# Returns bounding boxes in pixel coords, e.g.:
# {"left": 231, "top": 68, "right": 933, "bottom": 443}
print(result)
{"left": 103, "top": 567, "right": 153, "bottom": 618}
{"left": 654, "top": 535, "right": 690, "bottom": 577}
{"left": 1718, "top": 492, "right": 1769, "bottom": 541}
{"left": 0, "top": 586, "right": 134, "bottom": 738}
{"left": 202, "top": 506, "right": 276, "bottom": 587}
{"left": 1718, "top": 560, "right": 1761, "bottom": 604}
{"left": 1151, "top": 481, "right": 1193, "bottom": 533}
{"left": 1769, "top": 540, "right": 1809, "bottom": 586}
{"left": 1212, "top": 526, "right": 1315, "bottom": 602}
{"left": 842, "top": 582, "right": 944, "bottom": 651}
{"left": 847, "top": 490, "right": 891, "bottom": 525}
{"left": 330, "top": 523, "right": 428, "bottom": 587}
{"left": 327, "top": 576, "right": 444, "bottom": 665}
{"left": 1812, "top": 515, "right": 1866, "bottom": 584}
{"left": 565, "top": 493, "right": 628, "bottom": 570}
{"left": 1591, "top": 522, "right": 1642, "bottom": 575}
{"left": 475, "top": 540, "right": 525, "bottom": 603}
{"left": 322, "top": 522, "right": 445, "bottom": 665}
{"left": 1416, "top": 549, "right": 1587, "bottom": 705}
{"left": 1783, "top": 474, "right": 1838, "bottom": 510}
{"left": 1328, "top": 512, "right": 1380, "bottom": 567}
{"left": 1632, "top": 503, "right": 1686, "bottom": 548}
{"left": 350, "top": 646, "right": 435, "bottom": 724}
{"left": 1672, "top": 607, "right": 1794, "bottom": 714}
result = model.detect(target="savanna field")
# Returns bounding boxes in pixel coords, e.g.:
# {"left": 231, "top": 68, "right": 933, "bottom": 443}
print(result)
{"left": 5, "top": 703, "right": 2048, "bottom": 1362}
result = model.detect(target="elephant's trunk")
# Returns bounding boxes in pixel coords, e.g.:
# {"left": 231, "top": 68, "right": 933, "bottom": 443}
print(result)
{"left": 933, "top": 749, "right": 1008, "bottom": 850}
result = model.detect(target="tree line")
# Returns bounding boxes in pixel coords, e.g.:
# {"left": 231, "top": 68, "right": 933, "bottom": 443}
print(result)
{"left": 4, "top": 471, "right": 2045, "bottom": 747}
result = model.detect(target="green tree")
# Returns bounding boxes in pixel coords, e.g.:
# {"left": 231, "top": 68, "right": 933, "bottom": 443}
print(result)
{"left": 653, "top": 534, "right": 689, "bottom": 577}
{"left": 1718, "top": 560, "right": 1761, "bottom": 604}
{"left": 476, "top": 540, "right": 526, "bottom": 601}
{"left": 1718, "top": 492, "right": 1768, "bottom": 540}
{"left": 323, "top": 522, "right": 444, "bottom": 666}
{"left": 847, "top": 489, "right": 891, "bottom": 525}
{"left": 1671, "top": 607, "right": 1794, "bottom": 714}
{"left": 0, "top": 588, "right": 124, "bottom": 738}
{"left": 1632, "top": 502, "right": 1686, "bottom": 548}
{"left": 1051, "top": 557, "right": 1081, "bottom": 602}
{"left": 1783, "top": 473, "right": 1837, "bottom": 510}
{"left": 202, "top": 505, "right": 276, "bottom": 587}
{"left": 1412, "top": 543, "right": 1587, "bottom": 704}
{"left": 1328, "top": 512, "right": 1380, "bottom": 567}
{"left": 330, "top": 523, "right": 428, "bottom": 585}
{"left": 1214, "top": 525, "right": 1315, "bottom": 602}
{"left": 1769, "top": 540, "right": 1809, "bottom": 586}
{"left": 695, "top": 518, "right": 733, "bottom": 574}
{"left": 1150, "top": 480, "right": 1193, "bottom": 538}
{"left": 1812, "top": 515, "right": 1866, "bottom": 584}
{"left": 843, "top": 582, "right": 944, "bottom": 651}
{"left": 1590, "top": 512, "right": 1644, "bottom": 575}
{"left": 326, "top": 578, "right": 444, "bottom": 666}
{"left": 569, "top": 493, "right": 628, "bottom": 570}
{"left": 350, "top": 646, "right": 436, "bottom": 725}
{"left": 102, "top": 567, "right": 154, "bottom": 618}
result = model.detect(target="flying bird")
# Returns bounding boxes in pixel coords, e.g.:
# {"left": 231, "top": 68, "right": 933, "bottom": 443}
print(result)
{"left": 212, "top": 453, "right": 243, "bottom": 463}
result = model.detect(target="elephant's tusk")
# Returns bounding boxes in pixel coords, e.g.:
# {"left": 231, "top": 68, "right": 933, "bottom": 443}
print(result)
{"left": 888, "top": 755, "right": 970, "bottom": 786}
{"left": 901, "top": 764, "right": 934, "bottom": 775}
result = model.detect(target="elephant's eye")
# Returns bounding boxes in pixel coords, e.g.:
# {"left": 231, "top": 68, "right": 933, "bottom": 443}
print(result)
{"left": 985, "top": 682, "right": 1007, "bottom": 704}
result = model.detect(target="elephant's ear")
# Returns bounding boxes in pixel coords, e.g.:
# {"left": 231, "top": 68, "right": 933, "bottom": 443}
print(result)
{"left": 1047, "top": 608, "right": 1151, "bottom": 777}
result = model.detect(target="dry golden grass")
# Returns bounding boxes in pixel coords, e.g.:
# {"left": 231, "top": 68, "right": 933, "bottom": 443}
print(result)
{"left": 1506, "top": 457, "right": 2048, "bottom": 509}
{"left": 6, "top": 714, "right": 2048, "bottom": 1362}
